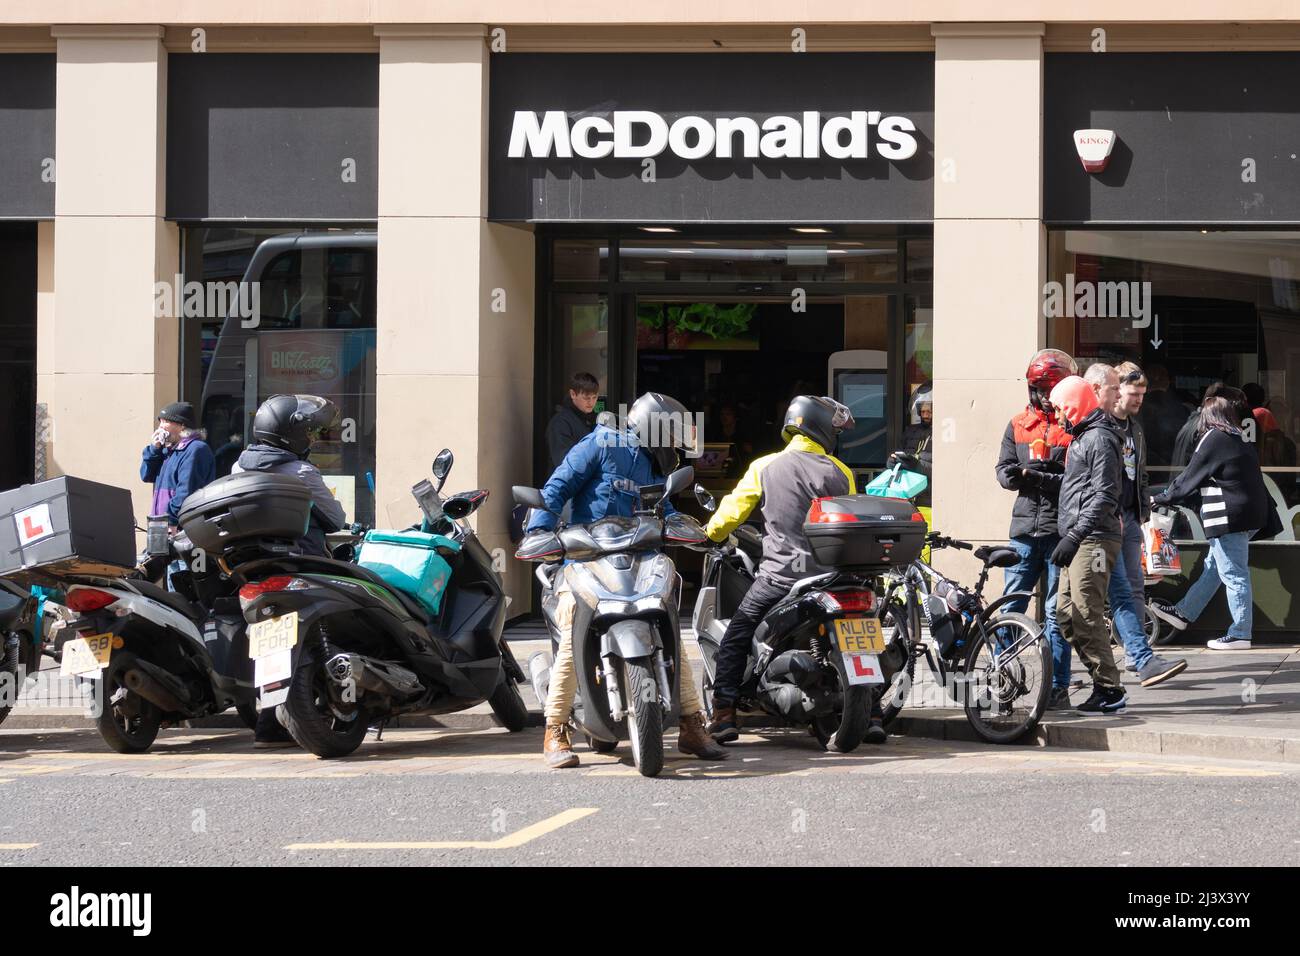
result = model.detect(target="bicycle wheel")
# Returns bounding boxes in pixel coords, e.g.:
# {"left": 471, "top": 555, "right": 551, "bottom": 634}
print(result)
{"left": 961, "top": 612, "right": 1051, "bottom": 745}
{"left": 877, "top": 596, "right": 917, "bottom": 728}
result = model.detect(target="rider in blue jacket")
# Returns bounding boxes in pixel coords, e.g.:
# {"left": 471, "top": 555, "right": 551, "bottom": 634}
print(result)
{"left": 530, "top": 392, "right": 726, "bottom": 768}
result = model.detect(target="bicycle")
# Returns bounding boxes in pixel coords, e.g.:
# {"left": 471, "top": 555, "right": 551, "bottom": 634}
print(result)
{"left": 877, "top": 532, "right": 1052, "bottom": 744}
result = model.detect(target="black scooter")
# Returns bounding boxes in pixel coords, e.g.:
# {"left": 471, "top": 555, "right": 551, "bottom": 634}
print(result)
{"left": 691, "top": 487, "right": 914, "bottom": 753}
{"left": 233, "top": 450, "right": 527, "bottom": 758}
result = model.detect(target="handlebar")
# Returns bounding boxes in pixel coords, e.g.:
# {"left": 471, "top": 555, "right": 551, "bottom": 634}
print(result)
{"left": 926, "top": 533, "right": 973, "bottom": 552}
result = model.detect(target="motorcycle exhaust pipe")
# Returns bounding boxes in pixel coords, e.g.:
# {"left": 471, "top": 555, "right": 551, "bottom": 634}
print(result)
{"left": 124, "top": 666, "right": 190, "bottom": 713}
{"left": 527, "top": 651, "right": 552, "bottom": 706}
{"left": 327, "top": 652, "right": 422, "bottom": 699}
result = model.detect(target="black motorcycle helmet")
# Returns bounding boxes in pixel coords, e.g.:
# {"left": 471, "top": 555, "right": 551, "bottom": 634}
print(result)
{"left": 252, "top": 394, "right": 340, "bottom": 459}
{"left": 626, "top": 391, "right": 695, "bottom": 478}
{"left": 781, "top": 395, "right": 855, "bottom": 451}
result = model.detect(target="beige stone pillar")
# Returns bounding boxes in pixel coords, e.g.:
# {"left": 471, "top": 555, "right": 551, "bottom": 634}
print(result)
{"left": 930, "top": 23, "right": 1047, "bottom": 584}
{"left": 46, "top": 26, "right": 178, "bottom": 525}
{"left": 375, "top": 25, "right": 536, "bottom": 613}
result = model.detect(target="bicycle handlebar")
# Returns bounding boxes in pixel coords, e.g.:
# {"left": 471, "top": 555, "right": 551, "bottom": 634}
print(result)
{"left": 926, "top": 533, "right": 973, "bottom": 552}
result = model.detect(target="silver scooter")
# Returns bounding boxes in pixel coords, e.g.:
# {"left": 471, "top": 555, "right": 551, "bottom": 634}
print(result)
{"left": 513, "top": 466, "right": 708, "bottom": 777}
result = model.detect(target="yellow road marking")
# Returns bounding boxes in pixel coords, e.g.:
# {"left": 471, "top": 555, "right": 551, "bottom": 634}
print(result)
{"left": 285, "top": 807, "right": 599, "bottom": 851}
{"left": 0, "top": 843, "right": 38, "bottom": 850}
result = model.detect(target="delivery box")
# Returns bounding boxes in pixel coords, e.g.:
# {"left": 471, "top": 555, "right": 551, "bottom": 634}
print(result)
{"left": 0, "top": 476, "right": 137, "bottom": 585}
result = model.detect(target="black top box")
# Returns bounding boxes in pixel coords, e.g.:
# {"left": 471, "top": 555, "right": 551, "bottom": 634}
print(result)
{"left": 0, "top": 476, "right": 138, "bottom": 585}
{"left": 803, "top": 494, "right": 926, "bottom": 571}
{"left": 178, "top": 471, "right": 313, "bottom": 553}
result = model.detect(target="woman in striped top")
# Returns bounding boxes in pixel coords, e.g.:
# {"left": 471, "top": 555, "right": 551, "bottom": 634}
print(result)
{"left": 1149, "top": 385, "right": 1278, "bottom": 650}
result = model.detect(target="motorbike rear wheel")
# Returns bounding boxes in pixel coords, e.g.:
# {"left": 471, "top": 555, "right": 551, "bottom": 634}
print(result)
{"left": 623, "top": 658, "right": 663, "bottom": 777}
{"left": 0, "top": 633, "right": 20, "bottom": 727}
{"left": 282, "top": 639, "right": 369, "bottom": 759}
{"left": 96, "top": 653, "right": 162, "bottom": 754}
{"left": 811, "top": 683, "right": 871, "bottom": 753}
{"left": 877, "top": 601, "right": 917, "bottom": 728}
{"left": 586, "top": 733, "right": 618, "bottom": 753}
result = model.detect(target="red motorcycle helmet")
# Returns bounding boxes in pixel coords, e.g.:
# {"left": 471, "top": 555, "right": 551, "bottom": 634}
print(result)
{"left": 1026, "top": 349, "right": 1078, "bottom": 412}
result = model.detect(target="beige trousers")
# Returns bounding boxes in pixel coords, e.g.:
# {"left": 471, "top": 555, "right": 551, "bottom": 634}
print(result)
{"left": 544, "top": 584, "right": 703, "bottom": 723}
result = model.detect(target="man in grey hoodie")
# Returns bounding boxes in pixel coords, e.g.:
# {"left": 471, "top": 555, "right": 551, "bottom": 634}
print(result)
{"left": 232, "top": 394, "right": 346, "bottom": 558}
{"left": 235, "top": 394, "right": 346, "bottom": 748}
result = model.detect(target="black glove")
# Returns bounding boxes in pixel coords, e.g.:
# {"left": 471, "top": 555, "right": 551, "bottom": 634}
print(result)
{"left": 1020, "top": 468, "right": 1045, "bottom": 490}
{"left": 1049, "top": 536, "right": 1080, "bottom": 567}
{"left": 1023, "top": 458, "right": 1064, "bottom": 475}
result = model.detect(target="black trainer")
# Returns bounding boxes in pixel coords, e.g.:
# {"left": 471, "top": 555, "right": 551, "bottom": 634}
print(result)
{"left": 865, "top": 719, "right": 887, "bottom": 744}
{"left": 1149, "top": 600, "right": 1190, "bottom": 631}
{"left": 1076, "top": 685, "right": 1128, "bottom": 714}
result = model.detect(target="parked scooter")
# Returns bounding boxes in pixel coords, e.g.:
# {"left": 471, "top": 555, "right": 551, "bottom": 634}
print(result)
{"left": 691, "top": 485, "right": 923, "bottom": 753}
{"left": 229, "top": 449, "right": 527, "bottom": 758}
{"left": 0, "top": 578, "right": 42, "bottom": 726}
{"left": 47, "top": 519, "right": 262, "bottom": 753}
{"left": 514, "top": 466, "right": 708, "bottom": 777}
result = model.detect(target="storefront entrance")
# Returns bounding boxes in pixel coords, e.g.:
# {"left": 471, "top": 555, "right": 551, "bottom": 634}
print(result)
{"left": 538, "top": 231, "right": 933, "bottom": 497}
{"left": 0, "top": 223, "right": 37, "bottom": 492}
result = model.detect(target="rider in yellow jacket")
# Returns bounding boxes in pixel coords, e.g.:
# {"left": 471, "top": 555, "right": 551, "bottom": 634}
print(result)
{"left": 704, "top": 396, "right": 859, "bottom": 743}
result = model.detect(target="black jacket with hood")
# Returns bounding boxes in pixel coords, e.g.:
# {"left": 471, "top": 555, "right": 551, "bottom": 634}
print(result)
{"left": 1057, "top": 408, "right": 1124, "bottom": 543}
{"left": 546, "top": 400, "right": 597, "bottom": 471}
{"left": 233, "top": 443, "right": 346, "bottom": 556}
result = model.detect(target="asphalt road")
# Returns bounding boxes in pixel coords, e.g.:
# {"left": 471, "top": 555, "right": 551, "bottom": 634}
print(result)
{"left": 2, "top": 725, "right": 1298, "bottom": 867}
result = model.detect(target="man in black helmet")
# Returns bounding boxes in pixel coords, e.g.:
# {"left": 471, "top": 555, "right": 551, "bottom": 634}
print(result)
{"left": 233, "top": 394, "right": 346, "bottom": 559}
{"left": 235, "top": 394, "right": 346, "bottom": 749}
{"left": 704, "top": 395, "right": 857, "bottom": 744}
{"left": 525, "top": 391, "right": 727, "bottom": 768}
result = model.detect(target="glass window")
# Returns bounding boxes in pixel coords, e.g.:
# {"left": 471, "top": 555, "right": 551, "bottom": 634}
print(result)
{"left": 552, "top": 240, "right": 609, "bottom": 280}
{"left": 906, "top": 239, "right": 933, "bottom": 283}
{"left": 184, "top": 227, "right": 377, "bottom": 524}
{"left": 1047, "top": 230, "right": 1300, "bottom": 537}
{"left": 619, "top": 239, "right": 897, "bottom": 283}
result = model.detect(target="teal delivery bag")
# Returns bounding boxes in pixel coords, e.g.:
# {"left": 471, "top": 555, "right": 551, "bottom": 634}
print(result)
{"left": 356, "top": 529, "right": 461, "bottom": 615}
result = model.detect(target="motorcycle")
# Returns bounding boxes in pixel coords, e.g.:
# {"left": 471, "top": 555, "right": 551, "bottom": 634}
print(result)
{"left": 44, "top": 518, "right": 263, "bottom": 753}
{"left": 514, "top": 465, "right": 708, "bottom": 777}
{"left": 691, "top": 485, "right": 922, "bottom": 753}
{"left": 231, "top": 449, "right": 527, "bottom": 758}
{"left": 0, "top": 578, "right": 43, "bottom": 726}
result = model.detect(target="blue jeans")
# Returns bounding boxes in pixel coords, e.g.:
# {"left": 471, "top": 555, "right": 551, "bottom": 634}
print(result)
{"left": 1108, "top": 518, "right": 1152, "bottom": 671}
{"left": 1176, "top": 531, "right": 1255, "bottom": 641}
{"left": 1002, "top": 534, "right": 1070, "bottom": 690}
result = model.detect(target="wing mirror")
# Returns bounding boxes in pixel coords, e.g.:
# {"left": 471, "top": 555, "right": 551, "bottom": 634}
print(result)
{"left": 694, "top": 483, "right": 717, "bottom": 513}
{"left": 432, "top": 448, "right": 454, "bottom": 492}
{"left": 443, "top": 489, "right": 488, "bottom": 521}
{"left": 658, "top": 466, "right": 694, "bottom": 512}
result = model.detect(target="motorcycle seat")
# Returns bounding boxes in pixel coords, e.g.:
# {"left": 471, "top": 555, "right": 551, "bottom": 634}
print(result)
{"left": 128, "top": 579, "right": 203, "bottom": 622}
{"left": 974, "top": 545, "right": 1021, "bottom": 569}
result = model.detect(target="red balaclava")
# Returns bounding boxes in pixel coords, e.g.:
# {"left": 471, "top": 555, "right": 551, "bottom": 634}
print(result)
{"left": 1048, "top": 375, "right": 1099, "bottom": 428}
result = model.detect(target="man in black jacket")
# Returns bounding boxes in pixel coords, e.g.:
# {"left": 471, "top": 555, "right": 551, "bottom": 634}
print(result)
{"left": 546, "top": 372, "right": 599, "bottom": 470}
{"left": 1049, "top": 367, "right": 1128, "bottom": 714}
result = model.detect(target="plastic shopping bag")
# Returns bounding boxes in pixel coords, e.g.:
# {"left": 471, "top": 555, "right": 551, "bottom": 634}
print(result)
{"left": 864, "top": 463, "right": 929, "bottom": 500}
{"left": 1142, "top": 510, "right": 1182, "bottom": 576}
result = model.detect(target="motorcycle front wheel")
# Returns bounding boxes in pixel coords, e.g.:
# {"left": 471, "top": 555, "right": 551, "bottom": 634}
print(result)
{"left": 282, "top": 639, "right": 369, "bottom": 759}
{"left": 622, "top": 658, "right": 663, "bottom": 777}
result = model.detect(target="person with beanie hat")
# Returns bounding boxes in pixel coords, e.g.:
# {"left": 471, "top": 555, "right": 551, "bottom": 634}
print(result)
{"left": 140, "top": 401, "right": 215, "bottom": 527}
{"left": 1049, "top": 367, "right": 1128, "bottom": 714}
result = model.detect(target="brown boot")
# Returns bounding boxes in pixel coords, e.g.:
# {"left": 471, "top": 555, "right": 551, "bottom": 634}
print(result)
{"left": 678, "top": 711, "right": 729, "bottom": 759}
{"left": 707, "top": 696, "right": 740, "bottom": 744}
{"left": 543, "top": 722, "right": 579, "bottom": 769}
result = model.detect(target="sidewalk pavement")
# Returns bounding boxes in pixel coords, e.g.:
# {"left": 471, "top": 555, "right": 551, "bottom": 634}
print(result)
{"left": 8, "top": 619, "right": 1299, "bottom": 764}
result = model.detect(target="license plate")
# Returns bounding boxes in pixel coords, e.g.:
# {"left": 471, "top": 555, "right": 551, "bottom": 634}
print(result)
{"left": 254, "top": 650, "right": 292, "bottom": 688}
{"left": 834, "top": 617, "right": 886, "bottom": 654}
{"left": 61, "top": 633, "right": 114, "bottom": 677}
{"left": 248, "top": 612, "right": 299, "bottom": 660}
{"left": 843, "top": 652, "right": 885, "bottom": 685}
